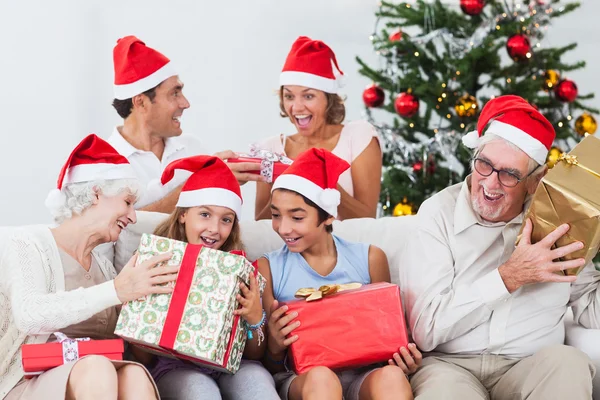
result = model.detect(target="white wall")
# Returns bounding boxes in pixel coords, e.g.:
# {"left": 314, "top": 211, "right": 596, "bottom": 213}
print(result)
{"left": 1, "top": 0, "right": 598, "bottom": 226}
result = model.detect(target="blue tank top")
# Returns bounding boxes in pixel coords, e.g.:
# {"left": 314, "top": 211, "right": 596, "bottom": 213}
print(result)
{"left": 265, "top": 235, "right": 371, "bottom": 302}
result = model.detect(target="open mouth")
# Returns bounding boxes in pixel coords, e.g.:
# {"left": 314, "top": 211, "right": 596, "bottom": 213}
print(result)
{"left": 283, "top": 237, "right": 302, "bottom": 245}
{"left": 173, "top": 116, "right": 181, "bottom": 125}
{"left": 116, "top": 221, "right": 127, "bottom": 230}
{"left": 482, "top": 187, "right": 504, "bottom": 202}
{"left": 294, "top": 115, "right": 312, "bottom": 128}
{"left": 201, "top": 236, "right": 218, "bottom": 246}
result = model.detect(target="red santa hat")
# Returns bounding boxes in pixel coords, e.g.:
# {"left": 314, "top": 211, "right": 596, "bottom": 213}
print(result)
{"left": 280, "top": 36, "right": 345, "bottom": 94}
{"left": 46, "top": 134, "right": 137, "bottom": 208}
{"left": 461, "top": 95, "right": 555, "bottom": 165}
{"left": 161, "top": 156, "right": 242, "bottom": 216}
{"left": 272, "top": 148, "right": 350, "bottom": 218}
{"left": 113, "top": 35, "right": 177, "bottom": 100}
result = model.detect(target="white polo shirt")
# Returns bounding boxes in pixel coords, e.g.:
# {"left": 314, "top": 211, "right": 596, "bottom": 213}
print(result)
{"left": 107, "top": 127, "right": 207, "bottom": 209}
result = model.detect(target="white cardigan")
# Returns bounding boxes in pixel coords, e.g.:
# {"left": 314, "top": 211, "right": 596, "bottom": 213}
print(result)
{"left": 0, "top": 226, "right": 121, "bottom": 397}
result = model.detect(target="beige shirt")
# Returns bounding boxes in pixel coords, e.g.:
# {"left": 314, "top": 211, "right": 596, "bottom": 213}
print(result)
{"left": 401, "top": 178, "right": 600, "bottom": 358}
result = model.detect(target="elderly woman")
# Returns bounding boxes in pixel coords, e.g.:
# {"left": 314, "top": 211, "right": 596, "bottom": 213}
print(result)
{"left": 254, "top": 36, "right": 382, "bottom": 221}
{"left": 1, "top": 135, "right": 179, "bottom": 400}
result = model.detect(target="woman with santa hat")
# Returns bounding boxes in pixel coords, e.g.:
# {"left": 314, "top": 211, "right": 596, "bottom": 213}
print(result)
{"left": 254, "top": 36, "right": 382, "bottom": 221}
{"left": 1, "top": 135, "right": 176, "bottom": 399}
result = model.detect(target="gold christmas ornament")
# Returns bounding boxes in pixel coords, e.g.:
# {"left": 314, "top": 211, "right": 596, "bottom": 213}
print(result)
{"left": 454, "top": 94, "right": 479, "bottom": 118}
{"left": 575, "top": 113, "right": 598, "bottom": 136}
{"left": 547, "top": 147, "right": 563, "bottom": 169}
{"left": 543, "top": 70, "right": 560, "bottom": 91}
{"left": 393, "top": 200, "right": 415, "bottom": 216}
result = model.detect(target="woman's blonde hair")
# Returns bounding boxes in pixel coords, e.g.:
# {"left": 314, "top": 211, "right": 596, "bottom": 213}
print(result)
{"left": 153, "top": 207, "right": 244, "bottom": 252}
{"left": 278, "top": 87, "right": 346, "bottom": 125}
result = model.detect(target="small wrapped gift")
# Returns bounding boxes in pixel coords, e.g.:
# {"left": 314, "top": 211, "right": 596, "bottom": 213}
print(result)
{"left": 114, "top": 234, "right": 266, "bottom": 374}
{"left": 21, "top": 333, "right": 123, "bottom": 378}
{"left": 283, "top": 282, "right": 408, "bottom": 375}
{"left": 227, "top": 147, "right": 292, "bottom": 183}
{"left": 521, "top": 135, "right": 600, "bottom": 275}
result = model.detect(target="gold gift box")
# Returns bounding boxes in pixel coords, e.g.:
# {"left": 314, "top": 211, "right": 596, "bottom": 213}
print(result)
{"left": 522, "top": 135, "right": 600, "bottom": 275}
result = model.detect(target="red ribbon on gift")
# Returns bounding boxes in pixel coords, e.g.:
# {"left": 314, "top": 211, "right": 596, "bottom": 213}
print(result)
{"left": 158, "top": 244, "right": 203, "bottom": 348}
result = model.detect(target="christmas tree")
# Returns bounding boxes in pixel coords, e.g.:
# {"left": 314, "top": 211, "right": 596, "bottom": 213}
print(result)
{"left": 357, "top": 0, "right": 598, "bottom": 217}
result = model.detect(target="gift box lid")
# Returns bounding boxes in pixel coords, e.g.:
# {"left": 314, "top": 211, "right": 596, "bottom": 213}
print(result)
{"left": 21, "top": 339, "right": 124, "bottom": 359}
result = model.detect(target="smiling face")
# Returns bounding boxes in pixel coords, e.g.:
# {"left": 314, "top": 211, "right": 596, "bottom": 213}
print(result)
{"left": 470, "top": 139, "right": 541, "bottom": 223}
{"left": 179, "top": 205, "right": 236, "bottom": 250}
{"left": 281, "top": 85, "right": 329, "bottom": 136}
{"left": 91, "top": 190, "right": 137, "bottom": 243}
{"left": 270, "top": 189, "right": 334, "bottom": 253}
{"left": 140, "top": 75, "right": 190, "bottom": 138}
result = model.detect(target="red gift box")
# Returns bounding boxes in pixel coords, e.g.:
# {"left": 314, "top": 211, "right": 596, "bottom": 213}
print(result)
{"left": 21, "top": 336, "right": 124, "bottom": 378}
{"left": 284, "top": 282, "right": 408, "bottom": 375}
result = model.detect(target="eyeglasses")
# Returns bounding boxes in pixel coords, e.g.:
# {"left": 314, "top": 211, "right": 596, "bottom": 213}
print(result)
{"left": 472, "top": 158, "right": 538, "bottom": 188}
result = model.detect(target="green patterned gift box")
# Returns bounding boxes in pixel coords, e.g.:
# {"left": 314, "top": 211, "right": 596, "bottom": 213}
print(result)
{"left": 114, "top": 233, "right": 265, "bottom": 373}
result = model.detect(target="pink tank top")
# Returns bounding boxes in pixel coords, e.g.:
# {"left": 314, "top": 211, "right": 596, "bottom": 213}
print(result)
{"left": 255, "top": 120, "right": 380, "bottom": 196}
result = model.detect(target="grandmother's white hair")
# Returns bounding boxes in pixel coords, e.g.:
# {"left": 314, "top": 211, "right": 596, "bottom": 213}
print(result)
{"left": 46, "top": 179, "right": 141, "bottom": 224}
{"left": 471, "top": 133, "right": 545, "bottom": 181}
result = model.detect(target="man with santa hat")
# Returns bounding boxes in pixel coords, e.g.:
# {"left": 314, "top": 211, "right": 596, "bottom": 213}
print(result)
{"left": 108, "top": 35, "right": 263, "bottom": 213}
{"left": 401, "top": 95, "right": 598, "bottom": 399}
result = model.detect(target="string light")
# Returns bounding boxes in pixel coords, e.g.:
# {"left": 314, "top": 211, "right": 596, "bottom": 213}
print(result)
{"left": 409, "top": 122, "right": 415, "bottom": 128}
{"left": 526, "top": 52, "right": 532, "bottom": 59}
{"left": 456, "top": 71, "right": 461, "bottom": 76}
{"left": 460, "top": 123, "right": 465, "bottom": 129}
{"left": 442, "top": 93, "right": 447, "bottom": 98}
{"left": 446, "top": 114, "right": 452, "bottom": 119}
{"left": 442, "top": 83, "right": 447, "bottom": 88}
{"left": 414, "top": 51, "right": 420, "bottom": 57}
{"left": 438, "top": 97, "right": 443, "bottom": 102}
{"left": 558, "top": 122, "right": 564, "bottom": 127}
{"left": 434, "top": 129, "right": 439, "bottom": 134}
{"left": 507, "top": 78, "right": 512, "bottom": 83}
{"left": 567, "top": 115, "right": 573, "bottom": 121}
{"left": 496, "top": 25, "right": 501, "bottom": 30}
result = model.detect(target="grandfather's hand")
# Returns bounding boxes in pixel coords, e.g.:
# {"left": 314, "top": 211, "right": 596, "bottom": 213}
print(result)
{"left": 498, "top": 219, "right": 585, "bottom": 293}
{"left": 213, "top": 150, "right": 266, "bottom": 185}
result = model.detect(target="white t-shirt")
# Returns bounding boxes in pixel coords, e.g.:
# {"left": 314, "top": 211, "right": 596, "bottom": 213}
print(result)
{"left": 107, "top": 127, "right": 207, "bottom": 209}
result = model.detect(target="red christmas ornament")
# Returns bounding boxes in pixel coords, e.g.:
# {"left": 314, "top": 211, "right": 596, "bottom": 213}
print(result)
{"left": 506, "top": 34, "right": 531, "bottom": 61}
{"left": 389, "top": 30, "right": 402, "bottom": 42}
{"left": 460, "top": 0, "right": 485, "bottom": 16}
{"left": 362, "top": 85, "right": 385, "bottom": 108}
{"left": 555, "top": 79, "right": 578, "bottom": 102}
{"left": 412, "top": 161, "right": 423, "bottom": 173}
{"left": 394, "top": 92, "right": 419, "bottom": 118}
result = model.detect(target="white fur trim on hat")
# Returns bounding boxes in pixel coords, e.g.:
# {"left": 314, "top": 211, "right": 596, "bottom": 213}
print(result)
{"left": 65, "top": 163, "right": 137, "bottom": 186}
{"left": 272, "top": 174, "right": 340, "bottom": 218}
{"left": 461, "top": 130, "right": 480, "bottom": 149}
{"left": 177, "top": 187, "right": 242, "bottom": 217}
{"left": 280, "top": 71, "right": 340, "bottom": 94}
{"left": 487, "top": 120, "right": 548, "bottom": 165}
{"left": 113, "top": 62, "right": 177, "bottom": 100}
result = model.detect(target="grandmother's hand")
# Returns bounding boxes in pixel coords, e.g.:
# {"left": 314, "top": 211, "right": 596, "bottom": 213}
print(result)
{"left": 114, "top": 252, "right": 179, "bottom": 303}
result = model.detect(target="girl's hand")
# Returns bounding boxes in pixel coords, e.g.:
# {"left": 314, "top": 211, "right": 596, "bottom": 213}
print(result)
{"left": 234, "top": 274, "right": 263, "bottom": 325}
{"left": 266, "top": 300, "right": 300, "bottom": 356}
{"left": 388, "top": 343, "right": 422, "bottom": 375}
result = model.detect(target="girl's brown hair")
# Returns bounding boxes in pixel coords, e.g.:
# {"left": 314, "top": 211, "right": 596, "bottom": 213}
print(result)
{"left": 278, "top": 87, "right": 346, "bottom": 125}
{"left": 153, "top": 207, "right": 244, "bottom": 252}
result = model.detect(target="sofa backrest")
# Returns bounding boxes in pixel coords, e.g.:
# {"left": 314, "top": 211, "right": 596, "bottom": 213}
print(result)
{"left": 115, "top": 212, "right": 415, "bottom": 286}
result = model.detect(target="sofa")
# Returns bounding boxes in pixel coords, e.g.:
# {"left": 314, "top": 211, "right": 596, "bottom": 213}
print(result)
{"left": 2, "top": 212, "right": 600, "bottom": 397}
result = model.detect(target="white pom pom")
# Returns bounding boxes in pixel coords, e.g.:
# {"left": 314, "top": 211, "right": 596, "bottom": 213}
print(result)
{"left": 145, "top": 179, "right": 165, "bottom": 202}
{"left": 45, "top": 188, "right": 66, "bottom": 212}
{"left": 461, "top": 130, "right": 480, "bottom": 149}
{"left": 320, "top": 188, "right": 341, "bottom": 209}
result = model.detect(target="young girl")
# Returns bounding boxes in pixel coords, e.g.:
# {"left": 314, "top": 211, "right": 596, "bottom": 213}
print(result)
{"left": 257, "top": 148, "right": 421, "bottom": 400}
{"left": 138, "top": 155, "right": 279, "bottom": 400}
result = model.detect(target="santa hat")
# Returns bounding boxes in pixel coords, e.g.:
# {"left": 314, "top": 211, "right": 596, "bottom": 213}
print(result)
{"left": 272, "top": 148, "right": 350, "bottom": 218}
{"left": 113, "top": 35, "right": 177, "bottom": 100}
{"left": 160, "top": 156, "right": 242, "bottom": 216}
{"left": 280, "top": 36, "right": 344, "bottom": 94}
{"left": 46, "top": 134, "right": 136, "bottom": 208}
{"left": 461, "top": 95, "right": 555, "bottom": 165}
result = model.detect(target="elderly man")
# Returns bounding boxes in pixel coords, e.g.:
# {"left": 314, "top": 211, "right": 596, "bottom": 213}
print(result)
{"left": 108, "top": 35, "right": 262, "bottom": 213}
{"left": 402, "top": 95, "right": 598, "bottom": 399}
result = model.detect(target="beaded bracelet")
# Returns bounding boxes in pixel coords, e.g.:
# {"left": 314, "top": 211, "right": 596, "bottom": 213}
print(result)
{"left": 244, "top": 310, "right": 266, "bottom": 346}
